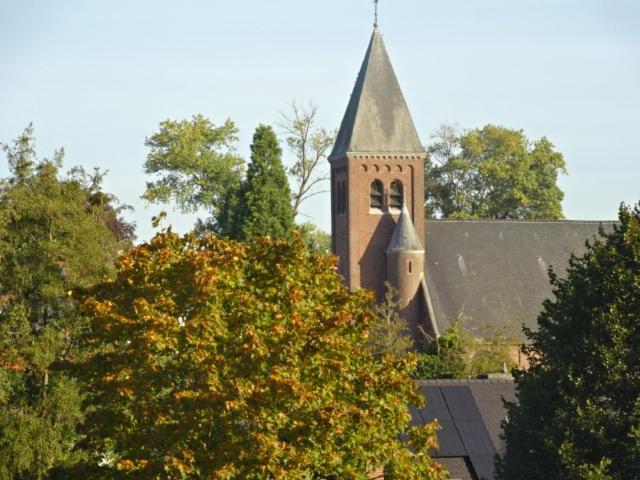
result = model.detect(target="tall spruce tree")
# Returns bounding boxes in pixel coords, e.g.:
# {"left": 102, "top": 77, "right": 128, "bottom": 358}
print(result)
{"left": 227, "top": 125, "right": 294, "bottom": 240}
{"left": 496, "top": 203, "right": 640, "bottom": 480}
{"left": 0, "top": 126, "right": 134, "bottom": 478}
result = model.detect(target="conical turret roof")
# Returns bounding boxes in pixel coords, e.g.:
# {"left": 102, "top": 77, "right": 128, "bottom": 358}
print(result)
{"left": 387, "top": 202, "right": 424, "bottom": 254}
{"left": 330, "top": 27, "right": 424, "bottom": 159}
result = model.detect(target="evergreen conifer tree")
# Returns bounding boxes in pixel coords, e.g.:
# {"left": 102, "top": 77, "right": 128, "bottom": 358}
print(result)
{"left": 229, "top": 124, "right": 294, "bottom": 240}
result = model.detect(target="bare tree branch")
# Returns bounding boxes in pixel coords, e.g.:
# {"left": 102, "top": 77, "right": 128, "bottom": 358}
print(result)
{"left": 278, "top": 100, "right": 336, "bottom": 217}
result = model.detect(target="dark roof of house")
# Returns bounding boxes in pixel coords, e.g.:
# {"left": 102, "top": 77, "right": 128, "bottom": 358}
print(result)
{"left": 329, "top": 27, "right": 424, "bottom": 159}
{"left": 423, "top": 220, "right": 613, "bottom": 340}
{"left": 411, "top": 379, "right": 516, "bottom": 480}
{"left": 387, "top": 203, "right": 424, "bottom": 253}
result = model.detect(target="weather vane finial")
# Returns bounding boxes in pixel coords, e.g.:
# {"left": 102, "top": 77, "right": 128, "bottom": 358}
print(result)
{"left": 374, "top": 0, "right": 379, "bottom": 28}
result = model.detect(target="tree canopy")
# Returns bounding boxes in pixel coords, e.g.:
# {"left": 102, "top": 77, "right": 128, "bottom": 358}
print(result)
{"left": 143, "top": 113, "right": 332, "bottom": 243}
{"left": 425, "top": 124, "right": 567, "bottom": 220}
{"left": 0, "top": 125, "right": 134, "bottom": 479}
{"left": 220, "top": 125, "right": 295, "bottom": 241}
{"left": 296, "top": 222, "right": 331, "bottom": 255}
{"left": 75, "top": 231, "right": 446, "bottom": 479}
{"left": 496, "top": 203, "right": 640, "bottom": 480}
{"left": 413, "top": 323, "right": 517, "bottom": 380}
{"left": 142, "top": 114, "right": 244, "bottom": 220}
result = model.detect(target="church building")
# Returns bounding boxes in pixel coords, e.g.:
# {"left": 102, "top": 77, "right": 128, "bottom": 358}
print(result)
{"left": 328, "top": 24, "right": 612, "bottom": 479}
{"left": 329, "top": 26, "right": 610, "bottom": 346}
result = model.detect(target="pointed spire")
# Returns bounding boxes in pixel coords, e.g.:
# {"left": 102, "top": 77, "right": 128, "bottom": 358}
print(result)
{"left": 374, "top": 0, "right": 379, "bottom": 28}
{"left": 330, "top": 28, "right": 424, "bottom": 160}
{"left": 387, "top": 202, "right": 424, "bottom": 254}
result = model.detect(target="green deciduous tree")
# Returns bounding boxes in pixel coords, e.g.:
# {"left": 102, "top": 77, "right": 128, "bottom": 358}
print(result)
{"left": 224, "top": 124, "right": 295, "bottom": 241}
{"left": 142, "top": 115, "right": 244, "bottom": 224}
{"left": 425, "top": 124, "right": 567, "bottom": 220}
{"left": 75, "top": 231, "right": 446, "bottom": 479}
{"left": 0, "top": 125, "right": 134, "bottom": 479}
{"left": 496, "top": 203, "right": 640, "bottom": 480}
{"left": 296, "top": 222, "right": 331, "bottom": 255}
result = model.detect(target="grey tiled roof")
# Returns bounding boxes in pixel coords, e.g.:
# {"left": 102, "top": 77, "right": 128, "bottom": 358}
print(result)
{"left": 424, "top": 220, "right": 614, "bottom": 340}
{"left": 413, "top": 379, "right": 517, "bottom": 480}
{"left": 329, "top": 27, "right": 424, "bottom": 159}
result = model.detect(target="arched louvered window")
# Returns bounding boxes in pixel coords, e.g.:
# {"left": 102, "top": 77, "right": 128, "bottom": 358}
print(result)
{"left": 341, "top": 181, "right": 347, "bottom": 213}
{"left": 390, "top": 180, "right": 403, "bottom": 209}
{"left": 370, "top": 180, "right": 383, "bottom": 209}
{"left": 335, "top": 181, "right": 341, "bottom": 214}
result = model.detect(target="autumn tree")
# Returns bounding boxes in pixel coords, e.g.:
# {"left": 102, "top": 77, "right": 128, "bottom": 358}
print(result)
{"left": 496, "top": 204, "right": 640, "bottom": 480}
{"left": 75, "top": 231, "right": 446, "bottom": 480}
{"left": 279, "top": 101, "right": 335, "bottom": 217}
{"left": 0, "top": 125, "right": 134, "bottom": 478}
{"left": 142, "top": 114, "right": 244, "bottom": 229}
{"left": 222, "top": 125, "right": 295, "bottom": 240}
{"left": 424, "top": 124, "right": 567, "bottom": 220}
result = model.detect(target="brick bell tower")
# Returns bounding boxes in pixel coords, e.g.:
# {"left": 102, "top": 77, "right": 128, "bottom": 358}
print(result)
{"left": 329, "top": 26, "right": 426, "bottom": 304}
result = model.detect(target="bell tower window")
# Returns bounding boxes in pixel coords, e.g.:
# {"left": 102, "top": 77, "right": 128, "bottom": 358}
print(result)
{"left": 370, "top": 180, "right": 383, "bottom": 209}
{"left": 390, "top": 180, "right": 403, "bottom": 209}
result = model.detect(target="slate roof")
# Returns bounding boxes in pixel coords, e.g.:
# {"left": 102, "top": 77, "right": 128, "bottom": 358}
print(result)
{"left": 423, "top": 220, "right": 613, "bottom": 340}
{"left": 329, "top": 27, "right": 424, "bottom": 160}
{"left": 387, "top": 203, "right": 424, "bottom": 253}
{"left": 412, "top": 379, "right": 516, "bottom": 480}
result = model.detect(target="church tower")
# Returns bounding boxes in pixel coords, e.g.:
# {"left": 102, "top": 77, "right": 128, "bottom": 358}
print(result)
{"left": 329, "top": 27, "right": 426, "bottom": 302}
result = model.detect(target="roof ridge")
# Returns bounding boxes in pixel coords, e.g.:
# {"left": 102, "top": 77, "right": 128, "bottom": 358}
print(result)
{"left": 426, "top": 219, "right": 616, "bottom": 224}
{"left": 417, "top": 379, "right": 515, "bottom": 385}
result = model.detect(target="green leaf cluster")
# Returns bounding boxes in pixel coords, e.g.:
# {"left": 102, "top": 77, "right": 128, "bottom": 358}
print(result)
{"left": 296, "top": 222, "right": 331, "bottom": 255}
{"left": 75, "top": 231, "right": 446, "bottom": 479}
{"left": 496, "top": 203, "right": 640, "bottom": 480}
{"left": 413, "top": 323, "right": 517, "bottom": 380}
{"left": 425, "top": 124, "right": 567, "bottom": 220}
{"left": 143, "top": 115, "right": 244, "bottom": 217}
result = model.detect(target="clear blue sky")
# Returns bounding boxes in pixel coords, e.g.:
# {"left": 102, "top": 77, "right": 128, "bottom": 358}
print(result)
{"left": 1, "top": 0, "right": 638, "bottom": 240}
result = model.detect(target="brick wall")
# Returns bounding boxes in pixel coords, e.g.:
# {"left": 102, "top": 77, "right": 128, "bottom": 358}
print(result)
{"left": 332, "top": 153, "right": 425, "bottom": 300}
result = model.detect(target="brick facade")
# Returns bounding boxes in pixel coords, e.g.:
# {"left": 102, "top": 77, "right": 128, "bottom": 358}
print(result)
{"left": 331, "top": 153, "right": 425, "bottom": 300}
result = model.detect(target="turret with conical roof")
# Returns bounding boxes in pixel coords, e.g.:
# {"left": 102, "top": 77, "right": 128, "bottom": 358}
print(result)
{"left": 386, "top": 201, "right": 433, "bottom": 340}
{"left": 387, "top": 202, "right": 425, "bottom": 255}
{"left": 330, "top": 26, "right": 426, "bottom": 303}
